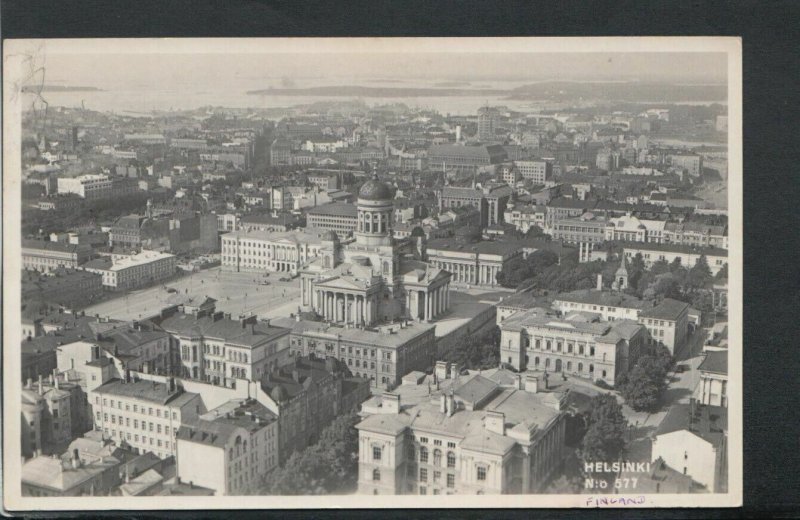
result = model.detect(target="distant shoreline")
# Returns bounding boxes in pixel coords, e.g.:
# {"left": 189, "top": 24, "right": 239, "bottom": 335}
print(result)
{"left": 21, "top": 85, "right": 103, "bottom": 93}
{"left": 247, "top": 85, "right": 507, "bottom": 97}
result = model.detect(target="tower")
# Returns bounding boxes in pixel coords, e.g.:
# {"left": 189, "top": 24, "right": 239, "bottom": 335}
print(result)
{"left": 613, "top": 254, "right": 629, "bottom": 291}
{"left": 355, "top": 168, "right": 394, "bottom": 248}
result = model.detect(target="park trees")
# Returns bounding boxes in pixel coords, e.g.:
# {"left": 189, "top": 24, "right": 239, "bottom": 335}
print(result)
{"left": 578, "top": 394, "right": 628, "bottom": 478}
{"left": 441, "top": 325, "right": 500, "bottom": 370}
{"left": 262, "top": 410, "right": 360, "bottom": 495}
{"left": 617, "top": 345, "right": 673, "bottom": 412}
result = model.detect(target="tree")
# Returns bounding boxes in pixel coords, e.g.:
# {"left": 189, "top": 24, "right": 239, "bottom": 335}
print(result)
{"left": 442, "top": 326, "right": 500, "bottom": 370}
{"left": 650, "top": 258, "right": 671, "bottom": 276}
{"left": 714, "top": 263, "right": 728, "bottom": 282}
{"left": 686, "top": 255, "right": 712, "bottom": 293}
{"left": 262, "top": 410, "right": 361, "bottom": 495}
{"left": 578, "top": 394, "right": 628, "bottom": 476}
{"left": 618, "top": 347, "right": 672, "bottom": 412}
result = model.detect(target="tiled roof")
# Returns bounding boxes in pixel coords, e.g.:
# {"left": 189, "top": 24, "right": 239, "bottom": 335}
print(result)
{"left": 698, "top": 351, "right": 727, "bottom": 375}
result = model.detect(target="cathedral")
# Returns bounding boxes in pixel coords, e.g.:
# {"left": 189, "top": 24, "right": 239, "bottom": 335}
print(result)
{"left": 299, "top": 173, "right": 452, "bottom": 326}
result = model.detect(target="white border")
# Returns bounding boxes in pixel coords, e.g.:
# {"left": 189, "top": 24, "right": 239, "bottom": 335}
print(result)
{"left": 3, "top": 37, "right": 742, "bottom": 511}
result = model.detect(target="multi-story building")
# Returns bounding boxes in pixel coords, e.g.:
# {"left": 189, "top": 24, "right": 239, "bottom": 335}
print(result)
{"left": 170, "top": 138, "right": 208, "bottom": 150}
{"left": 21, "top": 448, "right": 123, "bottom": 496}
{"left": 279, "top": 318, "right": 436, "bottom": 390}
{"left": 663, "top": 222, "right": 727, "bottom": 249}
{"left": 696, "top": 351, "right": 727, "bottom": 407}
{"left": 158, "top": 309, "right": 291, "bottom": 385}
{"left": 262, "top": 355, "right": 370, "bottom": 463}
{"left": 428, "top": 144, "right": 508, "bottom": 174}
{"left": 89, "top": 375, "right": 202, "bottom": 459}
{"left": 604, "top": 213, "right": 666, "bottom": 243}
{"left": 269, "top": 138, "right": 292, "bottom": 166}
{"left": 21, "top": 374, "right": 79, "bottom": 457}
{"left": 22, "top": 239, "right": 92, "bottom": 273}
{"left": 504, "top": 204, "right": 546, "bottom": 234}
{"left": 477, "top": 106, "right": 498, "bottom": 141}
{"left": 622, "top": 243, "right": 728, "bottom": 276}
{"left": 57, "top": 174, "right": 113, "bottom": 199}
{"left": 305, "top": 202, "right": 358, "bottom": 239}
{"left": 514, "top": 160, "right": 552, "bottom": 185}
{"left": 176, "top": 398, "right": 279, "bottom": 495}
{"left": 550, "top": 213, "right": 607, "bottom": 245}
{"left": 499, "top": 308, "right": 647, "bottom": 385}
{"left": 307, "top": 173, "right": 340, "bottom": 191}
{"left": 239, "top": 213, "right": 302, "bottom": 233}
{"left": 83, "top": 250, "right": 176, "bottom": 290}
{"left": 438, "top": 183, "right": 513, "bottom": 228}
{"left": 355, "top": 366, "right": 569, "bottom": 495}
{"left": 552, "top": 289, "right": 690, "bottom": 355}
{"left": 216, "top": 212, "right": 240, "bottom": 233}
{"left": 220, "top": 228, "right": 330, "bottom": 275}
{"left": 544, "top": 198, "right": 597, "bottom": 231}
{"left": 426, "top": 239, "right": 525, "bottom": 286}
{"left": 668, "top": 153, "right": 703, "bottom": 177}
{"left": 124, "top": 134, "right": 167, "bottom": 146}
{"left": 651, "top": 402, "right": 727, "bottom": 492}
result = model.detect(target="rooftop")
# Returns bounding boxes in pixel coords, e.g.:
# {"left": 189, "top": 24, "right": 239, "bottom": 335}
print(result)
{"left": 553, "top": 289, "right": 651, "bottom": 311}
{"left": 698, "top": 351, "right": 728, "bottom": 375}
{"left": 159, "top": 313, "right": 290, "bottom": 348}
{"left": 92, "top": 377, "right": 198, "bottom": 407}
{"left": 305, "top": 202, "right": 358, "bottom": 218}
{"left": 622, "top": 241, "right": 728, "bottom": 257}
{"left": 656, "top": 402, "right": 727, "bottom": 448}
{"left": 639, "top": 298, "right": 690, "bottom": 320}
{"left": 178, "top": 399, "right": 277, "bottom": 448}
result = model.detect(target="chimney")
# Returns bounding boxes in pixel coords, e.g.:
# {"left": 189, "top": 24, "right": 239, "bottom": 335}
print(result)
{"left": 446, "top": 391, "right": 456, "bottom": 417}
{"left": 54, "top": 375, "right": 60, "bottom": 390}
{"left": 485, "top": 411, "right": 505, "bottom": 436}
{"left": 596, "top": 273, "right": 602, "bottom": 291}
{"left": 49, "top": 374, "right": 55, "bottom": 386}
{"left": 449, "top": 363, "right": 460, "bottom": 380}
{"left": 434, "top": 361, "right": 448, "bottom": 381}
{"left": 169, "top": 377, "right": 176, "bottom": 392}
{"left": 26, "top": 378, "right": 32, "bottom": 389}
{"left": 38, "top": 375, "right": 43, "bottom": 395}
{"left": 114, "top": 345, "right": 119, "bottom": 357}
{"left": 71, "top": 448, "right": 81, "bottom": 469}
{"left": 440, "top": 393, "right": 447, "bottom": 414}
{"left": 125, "top": 369, "right": 131, "bottom": 383}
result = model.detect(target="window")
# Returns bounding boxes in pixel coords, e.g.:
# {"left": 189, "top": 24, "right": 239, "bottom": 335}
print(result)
{"left": 373, "top": 446, "right": 382, "bottom": 461}
{"left": 433, "top": 471, "right": 441, "bottom": 483}
{"left": 419, "top": 468, "right": 428, "bottom": 482}
{"left": 477, "top": 466, "right": 486, "bottom": 481}
{"left": 420, "top": 447, "right": 429, "bottom": 463}
{"left": 447, "top": 474, "right": 455, "bottom": 488}
{"left": 447, "top": 442, "right": 456, "bottom": 449}
{"left": 419, "top": 486, "right": 427, "bottom": 495}
{"left": 373, "top": 468, "right": 381, "bottom": 481}
{"left": 433, "top": 449, "right": 442, "bottom": 466}
{"left": 447, "top": 451, "right": 456, "bottom": 468}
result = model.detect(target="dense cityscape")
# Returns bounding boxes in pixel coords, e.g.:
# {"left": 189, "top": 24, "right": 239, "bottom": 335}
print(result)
{"left": 17, "top": 65, "right": 730, "bottom": 498}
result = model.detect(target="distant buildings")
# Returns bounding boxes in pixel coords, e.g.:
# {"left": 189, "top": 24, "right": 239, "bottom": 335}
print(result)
{"left": 426, "top": 238, "right": 525, "bottom": 287}
{"left": 514, "top": 160, "right": 552, "bottom": 185}
{"left": 83, "top": 250, "right": 176, "bottom": 290}
{"left": 57, "top": 174, "right": 113, "bottom": 199}
{"left": 22, "top": 268, "right": 104, "bottom": 311}
{"left": 477, "top": 106, "right": 499, "bottom": 141}
{"left": 22, "top": 239, "right": 92, "bottom": 273}
{"left": 622, "top": 243, "right": 728, "bottom": 276}
{"left": 437, "top": 183, "right": 513, "bottom": 228}
{"left": 428, "top": 144, "right": 508, "bottom": 174}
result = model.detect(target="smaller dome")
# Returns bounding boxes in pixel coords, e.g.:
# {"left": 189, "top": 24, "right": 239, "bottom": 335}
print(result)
{"left": 410, "top": 226, "right": 426, "bottom": 238}
{"left": 270, "top": 384, "right": 289, "bottom": 403}
{"left": 637, "top": 224, "right": 647, "bottom": 230}
{"left": 321, "top": 230, "right": 338, "bottom": 241}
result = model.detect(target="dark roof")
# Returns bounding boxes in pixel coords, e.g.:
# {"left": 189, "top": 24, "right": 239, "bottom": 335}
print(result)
{"left": 93, "top": 378, "right": 197, "bottom": 406}
{"left": 158, "top": 313, "right": 289, "bottom": 347}
{"left": 622, "top": 241, "right": 728, "bottom": 257}
{"left": 358, "top": 174, "right": 393, "bottom": 201}
{"left": 547, "top": 197, "right": 598, "bottom": 210}
{"left": 640, "top": 298, "right": 690, "bottom": 321}
{"left": 305, "top": 202, "right": 358, "bottom": 218}
{"left": 656, "top": 403, "right": 727, "bottom": 448}
{"left": 22, "top": 239, "right": 84, "bottom": 254}
{"left": 698, "top": 351, "right": 727, "bottom": 375}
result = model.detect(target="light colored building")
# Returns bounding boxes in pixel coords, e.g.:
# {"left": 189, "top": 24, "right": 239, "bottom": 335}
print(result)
{"left": 159, "top": 309, "right": 291, "bottom": 386}
{"left": 22, "top": 239, "right": 91, "bottom": 273}
{"left": 551, "top": 213, "right": 607, "bottom": 244}
{"left": 622, "top": 243, "right": 728, "bottom": 276}
{"left": 428, "top": 144, "right": 508, "bottom": 174}
{"left": 663, "top": 222, "right": 728, "bottom": 249}
{"left": 504, "top": 204, "right": 546, "bottom": 234}
{"left": 83, "top": 250, "right": 176, "bottom": 290}
{"left": 499, "top": 308, "right": 647, "bottom": 385}
{"left": 426, "top": 239, "right": 525, "bottom": 287}
{"left": 57, "top": 174, "right": 113, "bottom": 199}
{"left": 668, "top": 153, "right": 703, "bottom": 177}
{"left": 604, "top": 213, "right": 667, "bottom": 243}
{"left": 438, "top": 183, "right": 514, "bottom": 228}
{"left": 305, "top": 202, "right": 358, "bottom": 239}
{"left": 651, "top": 403, "right": 727, "bottom": 492}
{"left": 299, "top": 174, "right": 452, "bottom": 326}
{"left": 124, "top": 134, "right": 167, "bottom": 145}
{"left": 355, "top": 366, "right": 570, "bottom": 495}
{"left": 176, "top": 398, "right": 279, "bottom": 495}
{"left": 220, "top": 227, "right": 329, "bottom": 275}
{"left": 280, "top": 318, "right": 436, "bottom": 390}
{"left": 514, "top": 160, "right": 552, "bottom": 184}
{"left": 696, "top": 351, "right": 727, "bottom": 407}
{"left": 21, "top": 448, "right": 122, "bottom": 497}
{"left": 89, "top": 375, "right": 202, "bottom": 459}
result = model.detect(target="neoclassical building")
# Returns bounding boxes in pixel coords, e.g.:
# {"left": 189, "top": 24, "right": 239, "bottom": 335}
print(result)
{"left": 299, "top": 173, "right": 452, "bottom": 325}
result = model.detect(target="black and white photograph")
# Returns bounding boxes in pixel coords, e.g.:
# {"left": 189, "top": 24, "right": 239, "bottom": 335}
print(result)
{"left": 2, "top": 37, "right": 742, "bottom": 510}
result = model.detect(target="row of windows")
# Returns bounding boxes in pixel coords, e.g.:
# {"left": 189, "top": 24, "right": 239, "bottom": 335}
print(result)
{"left": 97, "top": 397, "right": 177, "bottom": 419}
{"left": 523, "top": 338, "right": 596, "bottom": 357}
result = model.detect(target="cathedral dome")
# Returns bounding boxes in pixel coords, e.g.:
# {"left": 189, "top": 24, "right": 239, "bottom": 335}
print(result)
{"left": 358, "top": 174, "right": 393, "bottom": 201}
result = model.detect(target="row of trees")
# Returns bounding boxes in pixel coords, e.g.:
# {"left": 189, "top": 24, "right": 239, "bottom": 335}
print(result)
{"left": 261, "top": 410, "right": 360, "bottom": 495}
{"left": 440, "top": 325, "right": 501, "bottom": 370}
{"left": 496, "top": 249, "right": 560, "bottom": 288}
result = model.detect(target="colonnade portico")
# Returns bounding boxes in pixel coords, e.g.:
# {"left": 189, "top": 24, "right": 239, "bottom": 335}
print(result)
{"left": 315, "top": 289, "right": 377, "bottom": 326}
{"left": 409, "top": 284, "right": 450, "bottom": 322}
{"left": 434, "top": 261, "right": 501, "bottom": 286}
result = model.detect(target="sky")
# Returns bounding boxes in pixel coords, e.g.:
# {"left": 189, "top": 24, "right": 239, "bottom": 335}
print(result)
{"left": 26, "top": 44, "right": 727, "bottom": 90}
